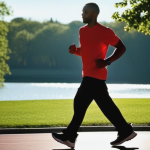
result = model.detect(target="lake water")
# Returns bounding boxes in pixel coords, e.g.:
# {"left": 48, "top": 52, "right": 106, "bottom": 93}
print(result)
{"left": 0, "top": 83, "right": 150, "bottom": 101}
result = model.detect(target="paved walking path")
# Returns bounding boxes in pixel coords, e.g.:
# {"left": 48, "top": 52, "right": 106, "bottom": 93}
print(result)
{"left": 0, "top": 131, "right": 150, "bottom": 150}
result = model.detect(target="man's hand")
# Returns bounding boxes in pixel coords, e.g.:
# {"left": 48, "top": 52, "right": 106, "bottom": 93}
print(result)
{"left": 95, "top": 59, "right": 107, "bottom": 68}
{"left": 69, "top": 43, "right": 76, "bottom": 54}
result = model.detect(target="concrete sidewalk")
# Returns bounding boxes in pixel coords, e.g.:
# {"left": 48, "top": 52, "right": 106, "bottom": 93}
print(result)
{"left": 0, "top": 131, "right": 150, "bottom": 150}
{"left": 1, "top": 126, "right": 150, "bottom": 134}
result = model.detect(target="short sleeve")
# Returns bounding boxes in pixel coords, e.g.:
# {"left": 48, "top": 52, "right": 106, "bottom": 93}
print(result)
{"left": 105, "top": 28, "right": 119, "bottom": 46}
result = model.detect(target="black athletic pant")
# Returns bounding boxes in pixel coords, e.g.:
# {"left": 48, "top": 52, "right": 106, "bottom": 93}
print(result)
{"left": 65, "top": 77, "right": 130, "bottom": 137}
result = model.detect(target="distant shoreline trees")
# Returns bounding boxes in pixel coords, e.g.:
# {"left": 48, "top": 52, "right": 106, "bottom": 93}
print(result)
{"left": 5, "top": 18, "right": 150, "bottom": 83}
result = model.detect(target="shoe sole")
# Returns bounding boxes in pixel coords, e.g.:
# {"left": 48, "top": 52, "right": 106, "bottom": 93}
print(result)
{"left": 52, "top": 133, "right": 75, "bottom": 148}
{"left": 111, "top": 131, "right": 137, "bottom": 146}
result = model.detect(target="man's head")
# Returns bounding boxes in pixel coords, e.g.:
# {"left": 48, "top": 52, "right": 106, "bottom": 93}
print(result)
{"left": 82, "top": 3, "right": 100, "bottom": 23}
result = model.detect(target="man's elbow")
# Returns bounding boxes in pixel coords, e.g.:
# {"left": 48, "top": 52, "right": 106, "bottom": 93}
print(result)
{"left": 117, "top": 44, "right": 126, "bottom": 54}
{"left": 114, "top": 39, "right": 126, "bottom": 53}
{"left": 120, "top": 41, "right": 126, "bottom": 53}
{"left": 123, "top": 45, "right": 126, "bottom": 53}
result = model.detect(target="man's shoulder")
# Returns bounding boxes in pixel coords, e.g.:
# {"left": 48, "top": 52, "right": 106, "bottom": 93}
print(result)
{"left": 97, "top": 23, "right": 116, "bottom": 36}
{"left": 79, "top": 23, "right": 108, "bottom": 30}
{"left": 97, "top": 23, "right": 110, "bottom": 31}
{"left": 79, "top": 23, "right": 114, "bottom": 33}
{"left": 79, "top": 24, "right": 88, "bottom": 31}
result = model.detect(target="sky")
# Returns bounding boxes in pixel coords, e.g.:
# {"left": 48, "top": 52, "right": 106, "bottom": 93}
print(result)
{"left": 3, "top": 0, "right": 130, "bottom": 24}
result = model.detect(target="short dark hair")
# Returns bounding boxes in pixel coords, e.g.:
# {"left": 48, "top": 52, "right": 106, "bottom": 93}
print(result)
{"left": 85, "top": 3, "right": 100, "bottom": 14}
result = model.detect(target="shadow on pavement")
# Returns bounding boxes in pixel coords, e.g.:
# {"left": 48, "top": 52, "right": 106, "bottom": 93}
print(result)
{"left": 112, "top": 146, "right": 139, "bottom": 150}
{"left": 52, "top": 149, "right": 74, "bottom": 150}
{"left": 52, "top": 146, "right": 139, "bottom": 150}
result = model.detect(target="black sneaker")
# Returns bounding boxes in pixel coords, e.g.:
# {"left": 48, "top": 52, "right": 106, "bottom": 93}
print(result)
{"left": 110, "top": 124, "right": 137, "bottom": 146}
{"left": 52, "top": 132, "right": 78, "bottom": 148}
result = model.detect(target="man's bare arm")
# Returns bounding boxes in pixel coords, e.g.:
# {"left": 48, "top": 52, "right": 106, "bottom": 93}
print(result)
{"left": 107, "top": 39, "right": 126, "bottom": 63}
{"left": 95, "top": 39, "right": 126, "bottom": 68}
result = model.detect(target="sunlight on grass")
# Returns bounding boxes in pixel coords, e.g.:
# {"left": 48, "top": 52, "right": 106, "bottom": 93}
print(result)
{"left": 0, "top": 99, "right": 150, "bottom": 128}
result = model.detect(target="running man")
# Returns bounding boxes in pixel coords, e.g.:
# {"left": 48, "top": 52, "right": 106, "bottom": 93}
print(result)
{"left": 52, "top": 3, "right": 137, "bottom": 148}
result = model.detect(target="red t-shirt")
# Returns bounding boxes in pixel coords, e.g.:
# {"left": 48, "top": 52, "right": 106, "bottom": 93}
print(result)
{"left": 73, "top": 22, "right": 119, "bottom": 80}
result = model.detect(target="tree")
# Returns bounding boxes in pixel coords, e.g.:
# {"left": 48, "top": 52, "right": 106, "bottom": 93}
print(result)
{"left": 12, "top": 30, "right": 34, "bottom": 67}
{"left": 50, "top": 18, "right": 54, "bottom": 23}
{"left": 112, "top": 0, "right": 150, "bottom": 35}
{"left": 0, "top": 2, "right": 12, "bottom": 86}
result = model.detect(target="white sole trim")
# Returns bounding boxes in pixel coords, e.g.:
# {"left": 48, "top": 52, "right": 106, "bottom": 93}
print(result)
{"left": 111, "top": 131, "right": 137, "bottom": 146}
{"left": 52, "top": 134, "right": 75, "bottom": 148}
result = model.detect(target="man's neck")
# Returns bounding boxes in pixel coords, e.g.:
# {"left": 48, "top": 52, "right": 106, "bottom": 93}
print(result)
{"left": 88, "top": 21, "right": 97, "bottom": 28}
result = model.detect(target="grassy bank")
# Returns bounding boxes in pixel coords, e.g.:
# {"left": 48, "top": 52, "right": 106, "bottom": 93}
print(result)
{"left": 0, "top": 99, "right": 150, "bottom": 128}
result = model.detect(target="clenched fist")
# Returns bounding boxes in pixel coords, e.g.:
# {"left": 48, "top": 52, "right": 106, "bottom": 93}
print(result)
{"left": 69, "top": 43, "right": 76, "bottom": 54}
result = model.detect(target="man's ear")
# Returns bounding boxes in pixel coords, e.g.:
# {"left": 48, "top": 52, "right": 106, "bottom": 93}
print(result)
{"left": 93, "top": 11, "right": 98, "bottom": 18}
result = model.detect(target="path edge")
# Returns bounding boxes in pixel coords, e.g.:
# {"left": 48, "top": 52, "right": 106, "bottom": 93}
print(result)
{"left": 0, "top": 126, "right": 150, "bottom": 134}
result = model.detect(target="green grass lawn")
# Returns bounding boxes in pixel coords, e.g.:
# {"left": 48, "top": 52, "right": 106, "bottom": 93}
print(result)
{"left": 0, "top": 99, "right": 150, "bottom": 128}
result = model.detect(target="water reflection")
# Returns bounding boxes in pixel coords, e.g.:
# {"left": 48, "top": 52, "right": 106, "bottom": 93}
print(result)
{"left": 1, "top": 83, "right": 150, "bottom": 101}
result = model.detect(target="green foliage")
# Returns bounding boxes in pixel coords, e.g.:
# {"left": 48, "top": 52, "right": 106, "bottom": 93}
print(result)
{"left": 13, "top": 30, "right": 34, "bottom": 66}
{"left": 8, "top": 19, "right": 83, "bottom": 69}
{"left": 0, "top": 2, "right": 11, "bottom": 19}
{"left": 0, "top": 2, "right": 11, "bottom": 86}
{"left": 0, "top": 99, "right": 149, "bottom": 128}
{"left": 112, "top": 0, "right": 150, "bottom": 35}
